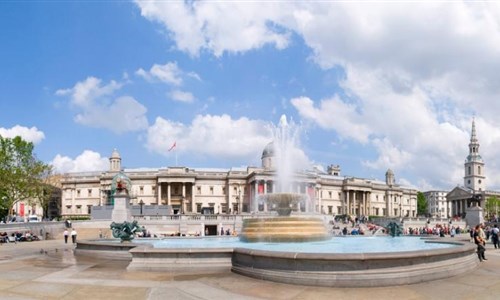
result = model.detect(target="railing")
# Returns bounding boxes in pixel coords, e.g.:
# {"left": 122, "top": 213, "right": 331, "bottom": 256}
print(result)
{"left": 132, "top": 214, "right": 242, "bottom": 222}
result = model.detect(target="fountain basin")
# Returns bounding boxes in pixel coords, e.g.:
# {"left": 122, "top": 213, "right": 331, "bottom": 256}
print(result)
{"left": 75, "top": 237, "right": 478, "bottom": 287}
{"left": 231, "top": 241, "right": 478, "bottom": 287}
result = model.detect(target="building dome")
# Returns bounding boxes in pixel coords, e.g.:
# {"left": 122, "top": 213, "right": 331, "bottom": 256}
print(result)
{"left": 111, "top": 148, "right": 121, "bottom": 159}
{"left": 109, "top": 148, "right": 122, "bottom": 172}
{"left": 261, "top": 142, "right": 275, "bottom": 159}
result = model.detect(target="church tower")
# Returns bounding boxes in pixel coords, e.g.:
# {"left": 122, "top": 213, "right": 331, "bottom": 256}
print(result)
{"left": 109, "top": 149, "right": 122, "bottom": 172}
{"left": 464, "top": 118, "right": 485, "bottom": 191}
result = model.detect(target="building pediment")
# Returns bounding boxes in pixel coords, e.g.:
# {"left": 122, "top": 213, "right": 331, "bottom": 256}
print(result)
{"left": 447, "top": 186, "right": 472, "bottom": 200}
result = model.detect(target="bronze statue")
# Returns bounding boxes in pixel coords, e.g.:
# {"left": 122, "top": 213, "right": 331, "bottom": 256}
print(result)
{"left": 110, "top": 220, "right": 142, "bottom": 242}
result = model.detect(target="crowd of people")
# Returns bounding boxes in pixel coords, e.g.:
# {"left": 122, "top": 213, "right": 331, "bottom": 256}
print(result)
{"left": 0, "top": 231, "right": 41, "bottom": 244}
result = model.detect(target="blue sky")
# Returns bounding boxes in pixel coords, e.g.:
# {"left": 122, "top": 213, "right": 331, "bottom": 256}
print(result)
{"left": 2, "top": 1, "right": 500, "bottom": 191}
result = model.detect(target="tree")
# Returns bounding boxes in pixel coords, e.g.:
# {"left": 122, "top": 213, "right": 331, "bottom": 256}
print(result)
{"left": 484, "top": 196, "right": 500, "bottom": 220}
{"left": 417, "top": 192, "right": 428, "bottom": 216}
{"left": 0, "top": 136, "right": 52, "bottom": 220}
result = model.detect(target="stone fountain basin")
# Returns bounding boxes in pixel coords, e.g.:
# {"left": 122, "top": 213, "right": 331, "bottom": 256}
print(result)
{"left": 231, "top": 240, "right": 478, "bottom": 287}
{"left": 76, "top": 238, "right": 478, "bottom": 287}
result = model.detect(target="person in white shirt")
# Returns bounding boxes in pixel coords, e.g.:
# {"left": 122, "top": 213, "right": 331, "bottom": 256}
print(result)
{"left": 70, "top": 229, "right": 77, "bottom": 244}
{"left": 63, "top": 229, "right": 69, "bottom": 244}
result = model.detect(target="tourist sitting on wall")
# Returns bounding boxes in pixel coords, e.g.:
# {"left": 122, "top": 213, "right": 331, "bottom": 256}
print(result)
{"left": 0, "top": 232, "right": 8, "bottom": 243}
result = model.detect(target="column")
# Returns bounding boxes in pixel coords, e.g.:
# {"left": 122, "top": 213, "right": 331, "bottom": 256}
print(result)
{"left": 362, "top": 192, "right": 366, "bottom": 215}
{"left": 254, "top": 181, "right": 258, "bottom": 212}
{"left": 264, "top": 181, "right": 268, "bottom": 212}
{"left": 71, "top": 189, "right": 75, "bottom": 214}
{"left": 167, "top": 183, "right": 171, "bottom": 205}
{"left": 182, "top": 183, "right": 186, "bottom": 213}
{"left": 157, "top": 183, "right": 162, "bottom": 205}
{"left": 346, "top": 191, "right": 351, "bottom": 215}
{"left": 228, "top": 184, "right": 232, "bottom": 214}
{"left": 191, "top": 184, "right": 195, "bottom": 213}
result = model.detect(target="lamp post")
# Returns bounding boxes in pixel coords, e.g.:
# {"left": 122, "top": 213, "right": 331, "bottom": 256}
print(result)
{"left": 139, "top": 199, "right": 144, "bottom": 217}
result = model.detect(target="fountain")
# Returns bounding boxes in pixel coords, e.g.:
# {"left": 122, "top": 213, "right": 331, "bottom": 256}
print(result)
{"left": 75, "top": 115, "right": 479, "bottom": 287}
{"left": 239, "top": 115, "right": 329, "bottom": 243}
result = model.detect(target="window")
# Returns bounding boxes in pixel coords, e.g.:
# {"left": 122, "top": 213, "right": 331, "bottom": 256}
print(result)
{"left": 87, "top": 205, "right": 92, "bottom": 214}
{"left": 197, "top": 186, "right": 201, "bottom": 195}
{"left": 468, "top": 166, "right": 471, "bottom": 175}
{"left": 196, "top": 203, "right": 202, "bottom": 213}
{"left": 328, "top": 206, "right": 333, "bottom": 214}
{"left": 88, "top": 189, "right": 92, "bottom": 197}
{"left": 210, "top": 186, "right": 214, "bottom": 195}
{"left": 468, "top": 179, "right": 471, "bottom": 184}
{"left": 152, "top": 186, "right": 156, "bottom": 193}
{"left": 222, "top": 187, "right": 226, "bottom": 195}
{"left": 329, "top": 191, "right": 332, "bottom": 199}
{"left": 478, "top": 166, "right": 481, "bottom": 175}
{"left": 139, "top": 186, "right": 144, "bottom": 195}
{"left": 76, "top": 189, "right": 81, "bottom": 197}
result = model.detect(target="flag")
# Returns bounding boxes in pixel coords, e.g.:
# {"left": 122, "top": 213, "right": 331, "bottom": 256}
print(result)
{"left": 168, "top": 141, "right": 176, "bottom": 152}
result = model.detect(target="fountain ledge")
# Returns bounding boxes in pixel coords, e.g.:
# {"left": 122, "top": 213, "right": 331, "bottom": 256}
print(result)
{"left": 231, "top": 241, "right": 478, "bottom": 287}
{"left": 76, "top": 238, "right": 478, "bottom": 287}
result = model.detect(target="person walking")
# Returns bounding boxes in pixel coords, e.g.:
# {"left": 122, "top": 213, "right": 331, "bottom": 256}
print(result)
{"left": 491, "top": 224, "right": 499, "bottom": 249}
{"left": 63, "top": 229, "right": 69, "bottom": 244}
{"left": 70, "top": 228, "right": 77, "bottom": 244}
{"left": 474, "top": 224, "right": 487, "bottom": 262}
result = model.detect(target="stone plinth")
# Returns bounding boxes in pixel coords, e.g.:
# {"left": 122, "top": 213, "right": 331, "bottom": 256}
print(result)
{"left": 111, "top": 193, "right": 132, "bottom": 223}
{"left": 465, "top": 205, "right": 484, "bottom": 227}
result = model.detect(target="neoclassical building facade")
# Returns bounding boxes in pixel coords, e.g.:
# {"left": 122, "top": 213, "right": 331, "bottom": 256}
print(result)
{"left": 60, "top": 146, "right": 418, "bottom": 219}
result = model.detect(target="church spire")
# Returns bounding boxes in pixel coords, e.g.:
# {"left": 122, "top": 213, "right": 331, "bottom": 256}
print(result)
{"left": 468, "top": 117, "right": 481, "bottom": 161}
{"left": 464, "top": 118, "right": 485, "bottom": 191}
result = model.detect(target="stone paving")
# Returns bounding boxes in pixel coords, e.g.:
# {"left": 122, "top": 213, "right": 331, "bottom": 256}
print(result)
{"left": 1, "top": 238, "right": 499, "bottom": 300}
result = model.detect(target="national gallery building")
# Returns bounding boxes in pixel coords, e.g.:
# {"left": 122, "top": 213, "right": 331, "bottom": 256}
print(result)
{"left": 59, "top": 145, "right": 418, "bottom": 219}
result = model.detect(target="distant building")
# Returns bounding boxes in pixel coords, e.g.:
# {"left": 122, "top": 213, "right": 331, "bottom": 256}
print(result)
{"left": 423, "top": 190, "right": 449, "bottom": 218}
{"left": 59, "top": 145, "right": 418, "bottom": 219}
{"left": 447, "top": 119, "right": 500, "bottom": 218}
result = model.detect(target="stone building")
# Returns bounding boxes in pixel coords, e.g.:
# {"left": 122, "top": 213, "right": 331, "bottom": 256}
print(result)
{"left": 422, "top": 190, "right": 449, "bottom": 218}
{"left": 59, "top": 145, "right": 418, "bottom": 219}
{"left": 447, "top": 119, "right": 500, "bottom": 218}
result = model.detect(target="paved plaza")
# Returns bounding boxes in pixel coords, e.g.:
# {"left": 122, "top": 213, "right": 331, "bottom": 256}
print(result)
{"left": 0, "top": 238, "right": 499, "bottom": 300}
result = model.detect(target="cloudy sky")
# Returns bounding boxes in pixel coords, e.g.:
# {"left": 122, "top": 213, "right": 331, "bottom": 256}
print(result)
{"left": 2, "top": 1, "right": 500, "bottom": 191}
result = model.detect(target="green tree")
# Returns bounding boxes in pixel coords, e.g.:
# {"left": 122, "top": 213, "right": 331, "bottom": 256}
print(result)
{"left": 0, "top": 136, "right": 52, "bottom": 220}
{"left": 417, "top": 192, "right": 428, "bottom": 216}
{"left": 484, "top": 196, "right": 500, "bottom": 220}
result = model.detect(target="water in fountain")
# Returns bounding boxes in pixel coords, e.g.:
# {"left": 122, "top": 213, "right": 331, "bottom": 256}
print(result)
{"left": 239, "top": 115, "right": 329, "bottom": 243}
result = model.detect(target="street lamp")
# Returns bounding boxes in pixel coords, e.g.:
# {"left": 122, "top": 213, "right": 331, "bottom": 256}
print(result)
{"left": 139, "top": 199, "right": 144, "bottom": 216}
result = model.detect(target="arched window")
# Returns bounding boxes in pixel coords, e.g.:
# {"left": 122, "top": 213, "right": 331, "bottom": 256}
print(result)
{"left": 468, "top": 166, "right": 471, "bottom": 175}
{"left": 478, "top": 166, "right": 481, "bottom": 175}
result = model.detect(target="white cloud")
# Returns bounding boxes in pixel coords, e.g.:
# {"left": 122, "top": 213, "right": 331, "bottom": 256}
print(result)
{"left": 169, "top": 90, "right": 195, "bottom": 103}
{"left": 146, "top": 115, "right": 273, "bottom": 161}
{"left": 56, "top": 76, "right": 121, "bottom": 108}
{"left": 136, "top": 62, "right": 184, "bottom": 86}
{"left": 56, "top": 77, "right": 148, "bottom": 133}
{"left": 0, "top": 125, "right": 45, "bottom": 144}
{"left": 136, "top": 2, "right": 500, "bottom": 189}
{"left": 51, "top": 150, "right": 108, "bottom": 173}
{"left": 134, "top": 1, "right": 291, "bottom": 56}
